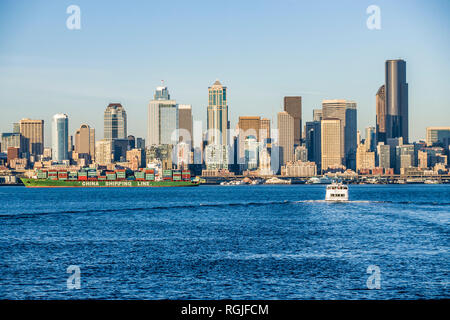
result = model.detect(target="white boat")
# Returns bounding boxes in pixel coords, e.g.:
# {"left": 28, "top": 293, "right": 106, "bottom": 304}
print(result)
{"left": 424, "top": 179, "right": 439, "bottom": 184}
{"left": 325, "top": 183, "right": 349, "bottom": 202}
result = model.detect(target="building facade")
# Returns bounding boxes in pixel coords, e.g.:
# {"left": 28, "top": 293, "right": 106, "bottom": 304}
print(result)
{"left": 284, "top": 96, "right": 302, "bottom": 146}
{"left": 104, "top": 103, "right": 127, "bottom": 140}
{"left": 207, "top": 80, "right": 228, "bottom": 146}
{"left": 277, "top": 111, "right": 294, "bottom": 165}
{"left": 51, "top": 114, "right": 69, "bottom": 162}
{"left": 19, "top": 119, "right": 44, "bottom": 156}
{"left": 385, "top": 59, "right": 408, "bottom": 143}
{"left": 321, "top": 119, "right": 342, "bottom": 170}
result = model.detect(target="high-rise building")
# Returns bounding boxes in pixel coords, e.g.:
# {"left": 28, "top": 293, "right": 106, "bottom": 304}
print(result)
{"left": 385, "top": 59, "right": 408, "bottom": 143}
{"left": 396, "top": 144, "right": 415, "bottom": 174}
{"left": 305, "top": 121, "right": 321, "bottom": 170}
{"left": 136, "top": 138, "right": 145, "bottom": 150}
{"left": 95, "top": 139, "right": 113, "bottom": 165}
{"left": 321, "top": 119, "right": 342, "bottom": 170}
{"left": 426, "top": 127, "right": 450, "bottom": 146}
{"left": 260, "top": 118, "right": 271, "bottom": 144}
{"left": 322, "top": 99, "right": 357, "bottom": 170}
{"left": 51, "top": 114, "right": 69, "bottom": 162}
{"left": 284, "top": 96, "right": 302, "bottom": 146}
{"left": 19, "top": 119, "right": 44, "bottom": 156}
{"left": 207, "top": 80, "right": 228, "bottom": 146}
{"left": 313, "top": 109, "right": 323, "bottom": 122}
{"left": 1, "top": 133, "right": 25, "bottom": 154}
{"left": 294, "top": 145, "right": 308, "bottom": 162}
{"left": 376, "top": 143, "right": 391, "bottom": 169}
{"left": 356, "top": 144, "right": 375, "bottom": 172}
{"left": 148, "top": 86, "right": 178, "bottom": 146}
{"left": 75, "top": 124, "right": 95, "bottom": 160}
{"left": 104, "top": 103, "right": 127, "bottom": 140}
{"left": 365, "top": 126, "right": 376, "bottom": 151}
{"left": 178, "top": 104, "right": 193, "bottom": 145}
{"left": 376, "top": 85, "right": 386, "bottom": 144}
{"left": 13, "top": 123, "right": 20, "bottom": 134}
{"left": 277, "top": 111, "right": 294, "bottom": 165}
{"left": 127, "top": 135, "right": 135, "bottom": 149}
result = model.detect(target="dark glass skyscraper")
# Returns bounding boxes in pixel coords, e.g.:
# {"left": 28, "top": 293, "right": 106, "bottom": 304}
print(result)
{"left": 385, "top": 59, "right": 408, "bottom": 143}
{"left": 283, "top": 96, "right": 302, "bottom": 146}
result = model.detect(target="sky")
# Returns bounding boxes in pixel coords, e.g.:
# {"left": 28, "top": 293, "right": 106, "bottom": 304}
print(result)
{"left": 0, "top": 0, "right": 449, "bottom": 146}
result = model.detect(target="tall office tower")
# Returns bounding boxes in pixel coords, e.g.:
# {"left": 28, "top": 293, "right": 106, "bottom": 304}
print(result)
{"left": 277, "top": 111, "right": 294, "bottom": 165}
{"left": 376, "top": 142, "right": 391, "bottom": 169}
{"left": 237, "top": 116, "right": 261, "bottom": 164}
{"left": 207, "top": 80, "right": 228, "bottom": 146}
{"left": 260, "top": 118, "right": 271, "bottom": 144}
{"left": 284, "top": 96, "right": 302, "bottom": 146}
{"left": 321, "top": 119, "right": 342, "bottom": 170}
{"left": 356, "top": 144, "right": 375, "bottom": 172}
{"left": 305, "top": 121, "right": 321, "bottom": 170}
{"left": 1, "top": 133, "right": 25, "bottom": 153}
{"left": 13, "top": 123, "right": 20, "bottom": 133}
{"left": 75, "top": 124, "right": 95, "bottom": 158}
{"left": 365, "top": 126, "right": 376, "bottom": 151}
{"left": 51, "top": 114, "right": 69, "bottom": 162}
{"left": 178, "top": 104, "right": 193, "bottom": 145}
{"left": 19, "top": 119, "right": 44, "bottom": 156}
{"left": 322, "top": 99, "right": 357, "bottom": 170}
{"left": 375, "top": 85, "right": 386, "bottom": 143}
{"left": 95, "top": 139, "right": 113, "bottom": 165}
{"left": 395, "top": 144, "right": 415, "bottom": 174}
{"left": 426, "top": 127, "right": 450, "bottom": 146}
{"left": 148, "top": 85, "right": 178, "bottom": 146}
{"left": 104, "top": 103, "right": 127, "bottom": 140}
{"left": 385, "top": 59, "right": 408, "bottom": 143}
{"left": 313, "top": 109, "right": 323, "bottom": 121}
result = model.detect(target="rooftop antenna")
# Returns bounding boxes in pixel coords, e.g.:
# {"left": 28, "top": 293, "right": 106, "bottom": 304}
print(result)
{"left": 161, "top": 80, "right": 165, "bottom": 87}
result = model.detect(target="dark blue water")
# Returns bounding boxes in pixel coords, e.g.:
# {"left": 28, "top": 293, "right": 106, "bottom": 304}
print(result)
{"left": 0, "top": 184, "right": 448, "bottom": 299}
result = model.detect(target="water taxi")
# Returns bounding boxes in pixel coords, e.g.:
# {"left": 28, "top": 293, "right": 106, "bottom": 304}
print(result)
{"left": 325, "top": 183, "right": 349, "bottom": 202}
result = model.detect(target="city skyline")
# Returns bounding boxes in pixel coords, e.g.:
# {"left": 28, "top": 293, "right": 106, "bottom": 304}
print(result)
{"left": 1, "top": 0, "right": 449, "bottom": 145}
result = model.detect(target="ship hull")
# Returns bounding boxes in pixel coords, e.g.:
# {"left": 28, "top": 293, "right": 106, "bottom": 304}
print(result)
{"left": 21, "top": 178, "right": 199, "bottom": 188}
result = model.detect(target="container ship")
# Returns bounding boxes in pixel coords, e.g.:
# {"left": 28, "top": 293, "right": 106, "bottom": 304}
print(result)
{"left": 21, "top": 168, "right": 199, "bottom": 188}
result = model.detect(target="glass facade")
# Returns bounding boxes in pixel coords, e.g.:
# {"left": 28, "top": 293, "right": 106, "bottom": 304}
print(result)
{"left": 52, "top": 114, "right": 69, "bottom": 162}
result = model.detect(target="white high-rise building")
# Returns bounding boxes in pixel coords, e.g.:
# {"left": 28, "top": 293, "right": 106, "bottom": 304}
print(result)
{"left": 51, "top": 114, "right": 69, "bottom": 162}
{"left": 148, "top": 85, "right": 178, "bottom": 146}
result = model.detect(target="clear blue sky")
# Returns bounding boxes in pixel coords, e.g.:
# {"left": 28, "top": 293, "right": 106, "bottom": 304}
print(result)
{"left": 0, "top": 0, "right": 449, "bottom": 146}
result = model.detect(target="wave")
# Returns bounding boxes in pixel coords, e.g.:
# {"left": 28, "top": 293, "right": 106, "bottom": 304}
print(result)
{"left": 0, "top": 199, "right": 448, "bottom": 219}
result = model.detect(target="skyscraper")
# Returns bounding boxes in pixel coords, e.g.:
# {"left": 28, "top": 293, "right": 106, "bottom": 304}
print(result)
{"left": 207, "top": 80, "right": 228, "bottom": 146}
{"left": 148, "top": 85, "right": 178, "bottom": 146}
{"left": 178, "top": 104, "right": 193, "bottom": 145}
{"left": 305, "top": 120, "right": 321, "bottom": 170}
{"left": 52, "top": 114, "right": 69, "bottom": 162}
{"left": 426, "top": 127, "right": 450, "bottom": 146}
{"left": 19, "top": 119, "right": 44, "bottom": 156}
{"left": 277, "top": 111, "right": 294, "bottom": 165}
{"left": 375, "top": 85, "right": 386, "bottom": 144}
{"left": 321, "top": 119, "right": 342, "bottom": 170}
{"left": 284, "top": 96, "right": 302, "bottom": 146}
{"left": 75, "top": 124, "right": 95, "bottom": 159}
{"left": 385, "top": 59, "right": 408, "bottom": 143}
{"left": 260, "top": 118, "right": 271, "bottom": 144}
{"left": 313, "top": 109, "right": 323, "bottom": 121}
{"left": 104, "top": 103, "right": 127, "bottom": 140}
{"left": 365, "top": 126, "right": 376, "bottom": 151}
{"left": 322, "top": 99, "right": 357, "bottom": 170}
